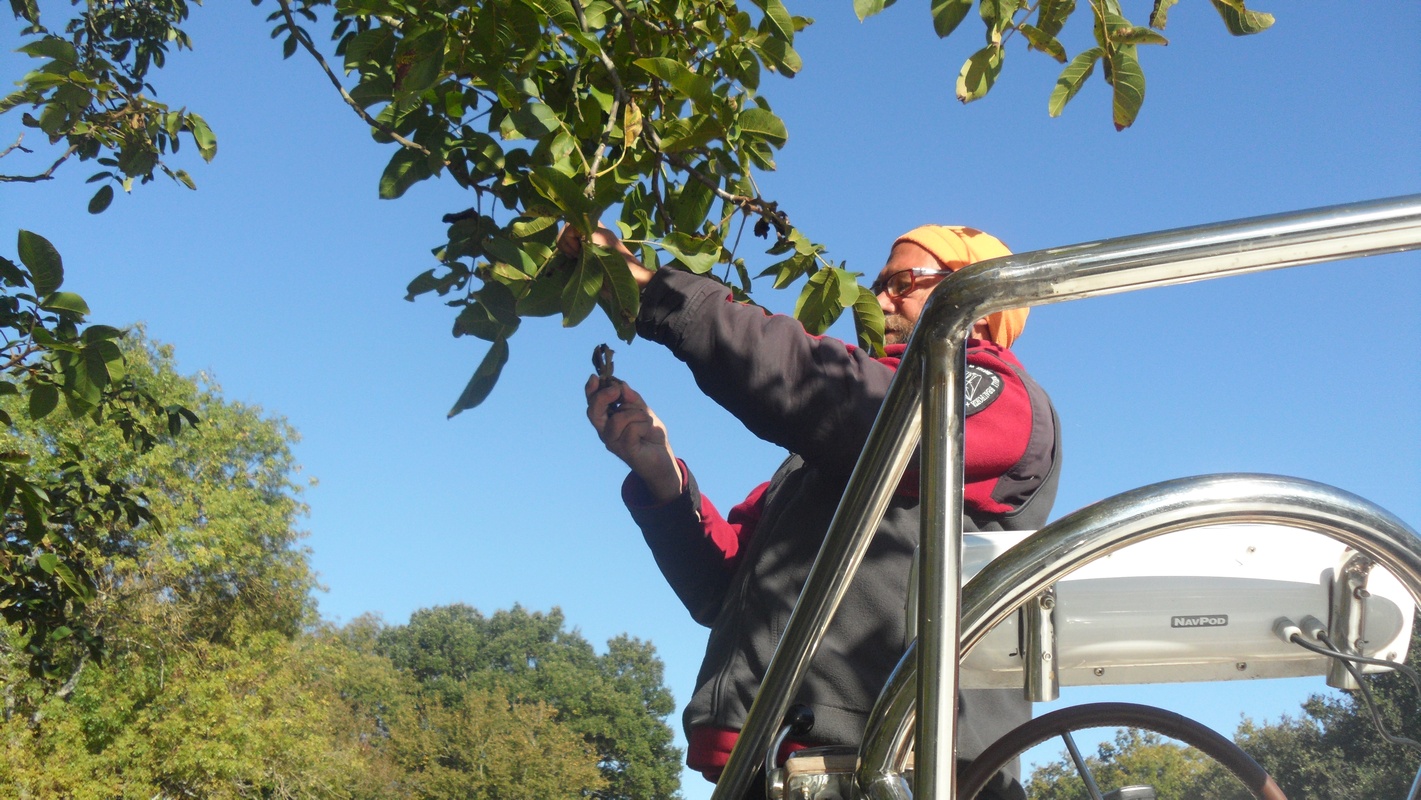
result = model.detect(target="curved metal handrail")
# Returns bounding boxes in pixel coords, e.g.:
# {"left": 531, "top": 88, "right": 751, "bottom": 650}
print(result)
{"left": 855, "top": 474, "right": 1421, "bottom": 799}
{"left": 708, "top": 194, "right": 1421, "bottom": 800}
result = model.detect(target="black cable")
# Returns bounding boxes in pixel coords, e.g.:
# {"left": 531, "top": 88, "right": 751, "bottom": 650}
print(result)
{"left": 1287, "top": 631, "right": 1421, "bottom": 754}
{"left": 1287, "top": 631, "right": 1421, "bottom": 699}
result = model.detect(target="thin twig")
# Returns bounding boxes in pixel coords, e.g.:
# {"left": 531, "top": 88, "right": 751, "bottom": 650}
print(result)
{"left": 0, "top": 134, "right": 32, "bottom": 160}
{"left": 2, "top": 343, "right": 41, "bottom": 372}
{"left": 275, "top": 0, "right": 434, "bottom": 158}
{"left": 571, "top": 0, "right": 628, "bottom": 191}
{"left": 663, "top": 149, "right": 789, "bottom": 236}
{"left": 0, "top": 145, "right": 78, "bottom": 183}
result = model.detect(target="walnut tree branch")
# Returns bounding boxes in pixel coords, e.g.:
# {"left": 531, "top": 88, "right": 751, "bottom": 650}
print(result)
{"left": 0, "top": 144, "right": 78, "bottom": 184}
{"left": 570, "top": 0, "right": 629, "bottom": 191}
{"left": 274, "top": 0, "right": 434, "bottom": 159}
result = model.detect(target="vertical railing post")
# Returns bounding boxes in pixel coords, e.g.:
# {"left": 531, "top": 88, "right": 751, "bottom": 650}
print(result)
{"left": 916, "top": 334, "right": 970, "bottom": 798}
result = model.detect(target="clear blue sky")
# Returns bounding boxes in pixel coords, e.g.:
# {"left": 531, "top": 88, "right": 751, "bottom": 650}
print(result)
{"left": 4, "top": 3, "right": 1419, "bottom": 796}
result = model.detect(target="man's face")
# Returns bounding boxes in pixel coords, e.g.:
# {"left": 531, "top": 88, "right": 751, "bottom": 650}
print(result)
{"left": 873, "top": 242, "right": 989, "bottom": 345}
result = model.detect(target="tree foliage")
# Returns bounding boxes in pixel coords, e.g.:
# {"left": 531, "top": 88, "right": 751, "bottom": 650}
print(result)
{"left": 5, "top": 0, "right": 1276, "bottom": 414}
{"left": 1, "top": 0, "right": 215, "bottom": 209}
{"left": 371, "top": 603, "right": 682, "bottom": 800}
{"left": 0, "top": 340, "right": 680, "bottom": 798}
{"left": 0, "top": 232, "right": 196, "bottom": 679}
{"left": 1026, "top": 727, "right": 1221, "bottom": 800}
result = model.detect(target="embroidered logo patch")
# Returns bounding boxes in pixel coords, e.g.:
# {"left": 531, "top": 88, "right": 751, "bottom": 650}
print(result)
{"left": 964, "top": 365, "right": 1003, "bottom": 415}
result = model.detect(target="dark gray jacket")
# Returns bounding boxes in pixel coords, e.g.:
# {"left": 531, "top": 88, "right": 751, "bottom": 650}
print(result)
{"left": 623, "top": 269, "right": 1061, "bottom": 782}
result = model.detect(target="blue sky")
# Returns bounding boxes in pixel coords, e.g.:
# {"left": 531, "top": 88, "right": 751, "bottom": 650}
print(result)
{"left": 3, "top": 2, "right": 1419, "bottom": 796}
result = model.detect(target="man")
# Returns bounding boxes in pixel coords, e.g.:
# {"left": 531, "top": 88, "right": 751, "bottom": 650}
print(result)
{"left": 573, "top": 224, "right": 1061, "bottom": 800}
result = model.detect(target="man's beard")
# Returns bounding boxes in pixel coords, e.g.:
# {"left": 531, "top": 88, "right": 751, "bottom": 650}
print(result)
{"left": 883, "top": 313, "right": 913, "bottom": 345}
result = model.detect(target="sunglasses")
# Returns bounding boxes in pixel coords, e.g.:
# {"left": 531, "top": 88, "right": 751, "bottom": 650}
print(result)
{"left": 869, "top": 267, "right": 947, "bottom": 298}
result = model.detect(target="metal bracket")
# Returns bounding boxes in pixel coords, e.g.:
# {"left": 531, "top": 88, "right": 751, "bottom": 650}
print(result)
{"left": 1326, "top": 549, "right": 1375, "bottom": 690}
{"left": 1024, "top": 585, "right": 1060, "bottom": 702}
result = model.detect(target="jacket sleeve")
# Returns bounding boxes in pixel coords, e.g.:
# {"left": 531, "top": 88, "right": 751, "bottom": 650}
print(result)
{"left": 638, "top": 269, "right": 1057, "bottom": 518}
{"left": 636, "top": 269, "right": 896, "bottom": 473}
{"left": 624, "top": 461, "right": 768, "bottom": 627}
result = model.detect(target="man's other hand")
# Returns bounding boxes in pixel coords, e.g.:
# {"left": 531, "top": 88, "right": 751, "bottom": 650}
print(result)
{"left": 557, "top": 225, "right": 657, "bottom": 289}
{"left": 585, "top": 375, "right": 684, "bottom": 503}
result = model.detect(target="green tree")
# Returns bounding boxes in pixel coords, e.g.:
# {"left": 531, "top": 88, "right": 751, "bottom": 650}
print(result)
{"left": 392, "top": 686, "right": 609, "bottom": 800}
{"left": 1226, "top": 615, "right": 1421, "bottom": 800}
{"left": 0, "top": 333, "right": 363, "bottom": 796}
{"left": 372, "top": 603, "right": 683, "bottom": 800}
{"left": 1026, "top": 727, "right": 1221, "bottom": 800}
{"left": 6, "top": 1, "right": 1275, "bottom": 413}
{"left": 0, "top": 232, "right": 196, "bottom": 679}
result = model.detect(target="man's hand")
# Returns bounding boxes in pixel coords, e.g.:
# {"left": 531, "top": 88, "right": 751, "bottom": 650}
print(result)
{"left": 585, "top": 375, "right": 684, "bottom": 504}
{"left": 558, "top": 225, "right": 657, "bottom": 289}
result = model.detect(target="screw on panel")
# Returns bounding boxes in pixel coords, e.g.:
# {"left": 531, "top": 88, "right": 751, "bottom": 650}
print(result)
{"left": 1236, "top": 662, "right": 1247, "bottom": 671}
{"left": 1093, "top": 667, "right": 1105, "bottom": 677}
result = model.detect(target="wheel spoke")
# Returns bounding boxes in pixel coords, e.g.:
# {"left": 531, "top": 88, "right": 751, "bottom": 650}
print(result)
{"left": 1063, "top": 730, "right": 1107, "bottom": 800}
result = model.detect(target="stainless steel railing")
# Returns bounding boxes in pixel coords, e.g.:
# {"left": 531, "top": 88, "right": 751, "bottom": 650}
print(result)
{"left": 707, "top": 193, "right": 1421, "bottom": 800}
{"left": 855, "top": 474, "right": 1421, "bottom": 799}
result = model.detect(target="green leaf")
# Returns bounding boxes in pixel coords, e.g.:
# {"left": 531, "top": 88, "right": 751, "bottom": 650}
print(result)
{"left": 1110, "top": 26, "right": 1169, "bottom": 45}
{"left": 40, "top": 292, "right": 89, "bottom": 317}
{"left": 956, "top": 45, "right": 1004, "bottom": 103}
{"left": 507, "top": 102, "right": 561, "bottom": 139}
{"left": 853, "top": 0, "right": 896, "bottom": 21}
{"left": 737, "top": 107, "right": 788, "bottom": 148}
{"left": 510, "top": 214, "right": 558, "bottom": 240}
{"left": 53, "top": 561, "right": 88, "bottom": 601}
{"left": 752, "top": 36, "right": 802, "bottom": 76}
{"left": 379, "top": 147, "right": 434, "bottom": 199}
{"left": 18, "top": 36, "right": 78, "bottom": 65}
{"left": 1149, "top": 0, "right": 1180, "bottom": 28}
{"left": 560, "top": 249, "right": 603, "bottom": 327}
{"left": 1210, "top": 0, "right": 1274, "bottom": 35}
{"left": 793, "top": 268, "right": 848, "bottom": 335}
{"left": 1110, "top": 45, "right": 1146, "bottom": 130}
{"left": 1038, "top": 0, "right": 1076, "bottom": 37}
{"left": 80, "top": 325, "right": 123, "bottom": 343}
{"left": 633, "top": 58, "right": 713, "bottom": 110}
{"left": 660, "top": 233, "right": 720, "bottom": 274}
{"left": 529, "top": 167, "right": 594, "bottom": 218}
{"left": 174, "top": 169, "right": 197, "bottom": 190}
{"left": 91, "top": 339, "right": 125, "bottom": 383}
{"left": 758, "top": 0, "right": 796, "bottom": 41}
{"left": 87, "top": 184, "right": 114, "bottom": 214}
{"left": 394, "top": 29, "right": 447, "bottom": 102}
{"left": 1019, "top": 24, "right": 1067, "bottom": 63}
{"left": 671, "top": 173, "right": 716, "bottom": 234}
{"left": 1049, "top": 47, "right": 1102, "bottom": 117}
{"left": 0, "top": 256, "right": 25, "bottom": 287}
{"left": 447, "top": 336, "right": 510, "bottom": 417}
{"left": 453, "top": 283, "right": 521, "bottom": 342}
{"left": 979, "top": 0, "right": 1016, "bottom": 34}
{"left": 37, "top": 553, "right": 58, "bottom": 575}
{"left": 10, "top": 0, "right": 39, "bottom": 25}
{"left": 17, "top": 230, "right": 63, "bottom": 296}
{"left": 759, "top": 252, "right": 813, "bottom": 289}
{"left": 589, "top": 244, "right": 639, "bottom": 342}
{"left": 186, "top": 113, "right": 217, "bottom": 162}
{"left": 852, "top": 286, "right": 886, "bottom": 356}
{"left": 930, "top": 0, "right": 973, "bottom": 37}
